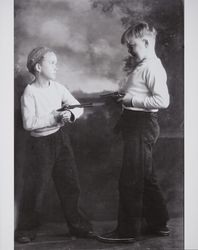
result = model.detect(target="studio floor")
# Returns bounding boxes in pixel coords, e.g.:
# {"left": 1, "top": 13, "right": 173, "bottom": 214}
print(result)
{"left": 15, "top": 217, "right": 183, "bottom": 250}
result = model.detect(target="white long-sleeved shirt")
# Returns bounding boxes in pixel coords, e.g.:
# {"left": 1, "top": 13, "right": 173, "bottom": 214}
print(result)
{"left": 122, "top": 56, "right": 170, "bottom": 112}
{"left": 21, "top": 80, "right": 83, "bottom": 137}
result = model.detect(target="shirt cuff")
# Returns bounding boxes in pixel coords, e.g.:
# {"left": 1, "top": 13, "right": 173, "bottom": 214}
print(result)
{"left": 132, "top": 96, "right": 145, "bottom": 108}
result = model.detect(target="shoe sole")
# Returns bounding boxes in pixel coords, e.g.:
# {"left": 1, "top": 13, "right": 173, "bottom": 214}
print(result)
{"left": 96, "top": 235, "right": 136, "bottom": 244}
{"left": 145, "top": 231, "right": 170, "bottom": 237}
{"left": 157, "top": 232, "right": 170, "bottom": 236}
{"left": 15, "top": 237, "right": 34, "bottom": 244}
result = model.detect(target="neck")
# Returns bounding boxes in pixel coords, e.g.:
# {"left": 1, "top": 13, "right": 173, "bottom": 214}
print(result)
{"left": 145, "top": 48, "right": 156, "bottom": 59}
{"left": 137, "top": 48, "right": 156, "bottom": 62}
{"left": 35, "top": 75, "right": 50, "bottom": 88}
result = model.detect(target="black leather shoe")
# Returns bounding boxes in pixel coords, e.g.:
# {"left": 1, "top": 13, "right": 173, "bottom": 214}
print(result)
{"left": 70, "top": 229, "right": 96, "bottom": 239}
{"left": 15, "top": 235, "right": 32, "bottom": 244}
{"left": 69, "top": 221, "right": 95, "bottom": 238}
{"left": 96, "top": 230, "right": 136, "bottom": 243}
{"left": 68, "top": 215, "right": 96, "bottom": 238}
{"left": 15, "top": 231, "right": 36, "bottom": 244}
{"left": 145, "top": 225, "right": 170, "bottom": 236}
{"left": 154, "top": 226, "right": 170, "bottom": 236}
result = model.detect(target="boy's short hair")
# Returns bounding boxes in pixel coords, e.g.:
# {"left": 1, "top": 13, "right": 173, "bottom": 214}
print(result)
{"left": 27, "top": 47, "right": 53, "bottom": 75}
{"left": 121, "top": 22, "right": 157, "bottom": 45}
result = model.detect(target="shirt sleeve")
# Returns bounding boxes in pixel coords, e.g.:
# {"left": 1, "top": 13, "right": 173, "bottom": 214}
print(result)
{"left": 132, "top": 63, "right": 170, "bottom": 109}
{"left": 21, "top": 87, "right": 57, "bottom": 131}
{"left": 61, "top": 86, "right": 83, "bottom": 120}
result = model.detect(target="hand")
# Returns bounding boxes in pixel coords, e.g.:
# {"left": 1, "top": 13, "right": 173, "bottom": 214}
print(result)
{"left": 53, "top": 110, "right": 71, "bottom": 124}
{"left": 117, "top": 93, "right": 133, "bottom": 107}
{"left": 60, "top": 111, "right": 72, "bottom": 123}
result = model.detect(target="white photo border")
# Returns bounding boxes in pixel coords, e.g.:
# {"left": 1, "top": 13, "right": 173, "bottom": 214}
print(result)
{"left": 0, "top": 0, "right": 198, "bottom": 249}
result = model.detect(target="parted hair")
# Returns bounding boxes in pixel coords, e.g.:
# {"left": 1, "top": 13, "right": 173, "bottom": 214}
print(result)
{"left": 27, "top": 47, "right": 53, "bottom": 75}
{"left": 121, "top": 22, "right": 157, "bottom": 45}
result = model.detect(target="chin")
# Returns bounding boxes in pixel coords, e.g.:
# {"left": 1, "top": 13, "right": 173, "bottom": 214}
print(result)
{"left": 50, "top": 75, "right": 56, "bottom": 80}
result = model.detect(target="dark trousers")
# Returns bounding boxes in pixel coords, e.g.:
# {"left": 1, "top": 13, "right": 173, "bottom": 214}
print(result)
{"left": 117, "top": 110, "right": 169, "bottom": 237}
{"left": 17, "top": 128, "right": 88, "bottom": 232}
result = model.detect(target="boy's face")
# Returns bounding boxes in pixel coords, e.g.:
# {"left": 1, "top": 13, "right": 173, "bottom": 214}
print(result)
{"left": 126, "top": 36, "right": 147, "bottom": 61}
{"left": 39, "top": 52, "right": 57, "bottom": 80}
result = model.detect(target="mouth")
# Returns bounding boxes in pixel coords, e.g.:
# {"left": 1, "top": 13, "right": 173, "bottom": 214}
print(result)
{"left": 127, "top": 47, "right": 135, "bottom": 56}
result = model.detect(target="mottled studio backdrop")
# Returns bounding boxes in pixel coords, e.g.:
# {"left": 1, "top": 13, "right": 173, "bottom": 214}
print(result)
{"left": 15, "top": 0, "right": 184, "bottom": 224}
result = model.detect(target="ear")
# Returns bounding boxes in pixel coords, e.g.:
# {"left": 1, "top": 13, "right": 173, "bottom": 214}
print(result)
{"left": 35, "top": 63, "right": 42, "bottom": 73}
{"left": 143, "top": 39, "right": 149, "bottom": 48}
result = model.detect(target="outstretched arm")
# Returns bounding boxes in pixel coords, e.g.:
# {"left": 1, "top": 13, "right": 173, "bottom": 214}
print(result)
{"left": 61, "top": 87, "right": 84, "bottom": 121}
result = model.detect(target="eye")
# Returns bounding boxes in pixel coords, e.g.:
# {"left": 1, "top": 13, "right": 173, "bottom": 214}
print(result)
{"left": 127, "top": 43, "right": 134, "bottom": 49}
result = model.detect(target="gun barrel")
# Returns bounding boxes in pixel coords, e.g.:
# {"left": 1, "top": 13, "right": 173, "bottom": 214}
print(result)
{"left": 100, "top": 91, "right": 124, "bottom": 98}
{"left": 69, "top": 103, "right": 93, "bottom": 108}
{"left": 57, "top": 103, "right": 93, "bottom": 111}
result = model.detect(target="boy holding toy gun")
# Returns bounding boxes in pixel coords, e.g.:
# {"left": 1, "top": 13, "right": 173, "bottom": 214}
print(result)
{"left": 98, "top": 22, "right": 170, "bottom": 243}
{"left": 15, "top": 47, "right": 94, "bottom": 243}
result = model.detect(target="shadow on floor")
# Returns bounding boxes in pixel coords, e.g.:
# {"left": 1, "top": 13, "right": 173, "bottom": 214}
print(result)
{"left": 15, "top": 217, "right": 183, "bottom": 250}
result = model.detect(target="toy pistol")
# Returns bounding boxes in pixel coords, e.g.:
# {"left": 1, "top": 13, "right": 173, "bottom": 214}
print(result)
{"left": 100, "top": 91, "right": 124, "bottom": 99}
{"left": 57, "top": 102, "right": 104, "bottom": 112}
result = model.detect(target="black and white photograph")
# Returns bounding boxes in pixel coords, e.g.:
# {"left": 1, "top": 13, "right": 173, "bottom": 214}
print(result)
{"left": 13, "top": 0, "right": 184, "bottom": 249}
{"left": 5, "top": 0, "right": 198, "bottom": 249}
